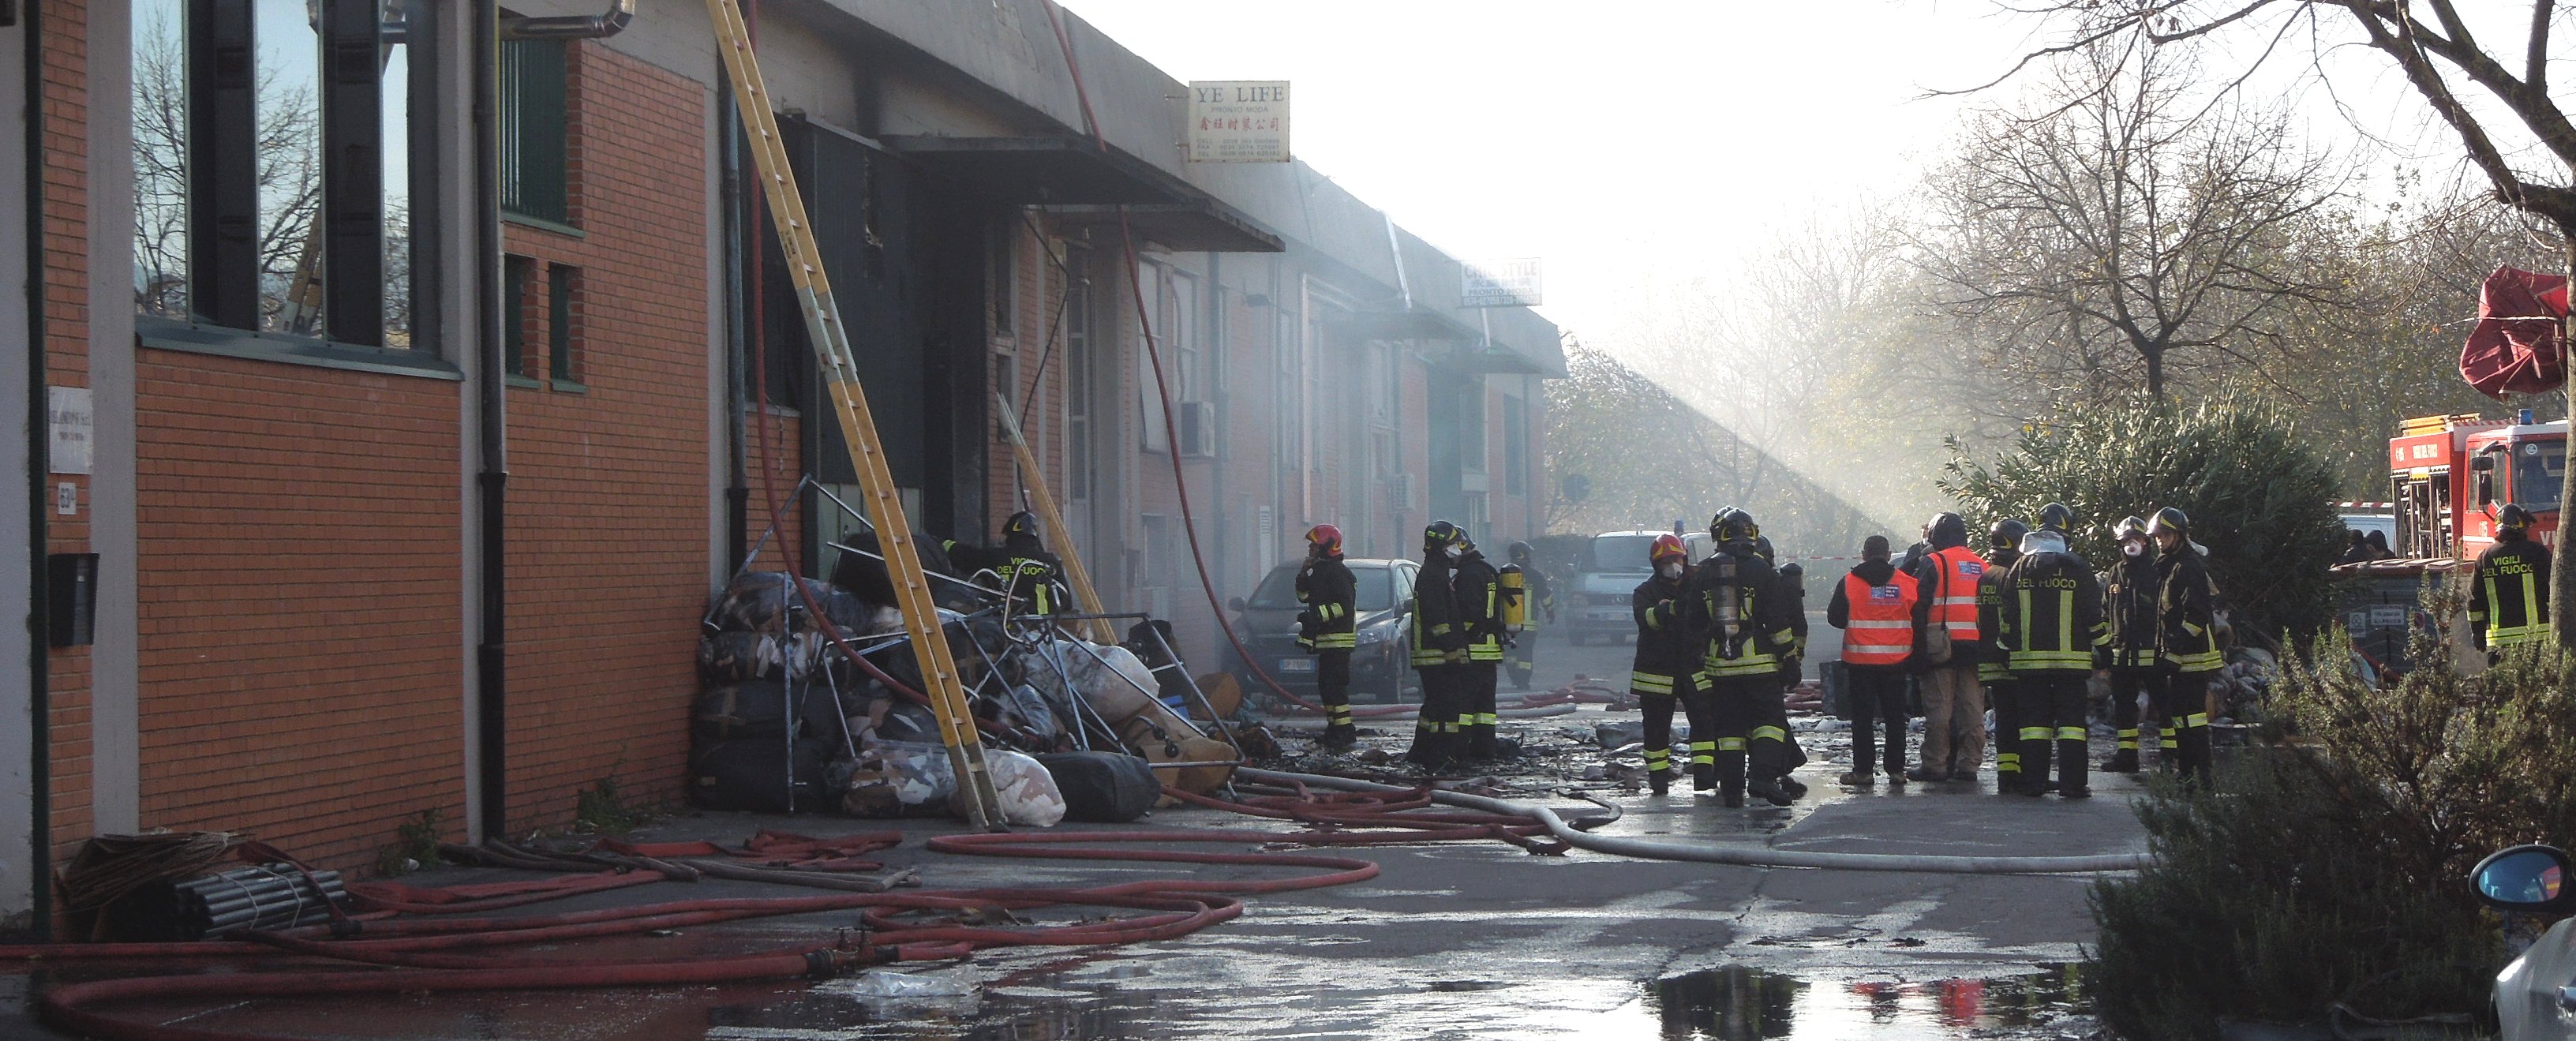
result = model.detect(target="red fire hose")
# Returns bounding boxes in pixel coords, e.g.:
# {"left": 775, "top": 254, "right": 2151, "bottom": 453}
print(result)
{"left": 13, "top": 784, "right": 1580, "bottom": 1041}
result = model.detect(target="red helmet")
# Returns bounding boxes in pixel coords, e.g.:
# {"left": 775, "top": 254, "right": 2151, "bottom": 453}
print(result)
{"left": 1306, "top": 523, "right": 1343, "bottom": 555}
{"left": 1649, "top": 534, "right": 1688, "bottom": 566}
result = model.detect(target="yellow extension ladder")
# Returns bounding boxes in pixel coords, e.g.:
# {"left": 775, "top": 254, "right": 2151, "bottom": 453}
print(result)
{"left": 702, "top": 0, "right": 1009, "bottom": 831}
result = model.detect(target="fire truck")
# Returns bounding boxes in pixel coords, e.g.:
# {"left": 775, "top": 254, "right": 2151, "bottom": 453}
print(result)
{"left": 2385, "top": 410, "right": 2566, "bottom": 559}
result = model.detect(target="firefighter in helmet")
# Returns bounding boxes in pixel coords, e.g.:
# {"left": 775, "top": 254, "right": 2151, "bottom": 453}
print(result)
{"left": 1501, "top": 541, "right": 1556, "bottom": 691}
{"left": 1630, "top": 534, "right": 1708, "bottom": 795}
{"left": 945, "top": 511, "right": 1069, "bottom": 627}
{"left": 1406, "top": 521, "right": 1473, "bottom": 769}
{"left": 1451, "top": 534, "right": 1508, "bottom": 759}
{"left": 1996, "top": 517, "right": 2108, "bottom": 799}
{"left": 2099, "top": 515, "right": 2168, "bottom": 773}
{"left": 1685, "top": 508, "right": 1801, "bottom": 807}
{"left": 1296, "top": 523, "right": 1359, "bottom": 749}
{"left": 2148, "top": 507, "right": 2222, "bottom": 785}
{"left": 2470, "top": 503, "right": 2553, "bottom": 660}
{"left": 1979, "top": 518, "right": 2030, "bottom": 792}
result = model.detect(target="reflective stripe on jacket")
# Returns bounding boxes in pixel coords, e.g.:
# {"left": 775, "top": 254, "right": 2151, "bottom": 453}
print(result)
{"left": 1837, "top": 571, "right": 1917, "bottom": 668}
{"left": 1919, "top": 545, "right": 1988, "bottom": 643}
{"left": 2472, "top": 538, "right": 2553, "bottom": 648}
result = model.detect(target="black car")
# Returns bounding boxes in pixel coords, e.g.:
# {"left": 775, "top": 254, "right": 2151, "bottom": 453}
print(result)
{"left": 1224, "top": 558, "right": 1422, "bottom": 704}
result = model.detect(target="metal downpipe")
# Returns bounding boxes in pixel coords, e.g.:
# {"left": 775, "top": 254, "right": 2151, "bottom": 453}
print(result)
{"left": 1238, "top": 769, "right": 2149, "bottom": 874}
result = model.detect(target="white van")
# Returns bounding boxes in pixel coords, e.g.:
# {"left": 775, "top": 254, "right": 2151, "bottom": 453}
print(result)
{"left": 1563, "top": 530, "right": 1713, "bottom": 646}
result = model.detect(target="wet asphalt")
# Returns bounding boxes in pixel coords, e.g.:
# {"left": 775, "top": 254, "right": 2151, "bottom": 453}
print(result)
{"left": 0, "top": 623, "right": 2145, "bottom": 1040}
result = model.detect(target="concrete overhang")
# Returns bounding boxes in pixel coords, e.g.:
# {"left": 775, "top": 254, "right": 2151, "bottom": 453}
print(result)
{"left": 1339, "top": 305, "right": 1477, "bottom": 342}
{"left": 884, "top": 135, "right": 1283, "bottom": 253}
{"left": 1040, "top": 202, "right": 1283, "bottom": 254}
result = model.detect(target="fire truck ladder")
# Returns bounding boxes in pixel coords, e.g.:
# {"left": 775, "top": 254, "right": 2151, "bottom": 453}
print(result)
{"left": 702, "top": 0, "right": 1008, "bottom": 831}
{"left": 994, "top": 392, "right": 1118, "bottom": 646}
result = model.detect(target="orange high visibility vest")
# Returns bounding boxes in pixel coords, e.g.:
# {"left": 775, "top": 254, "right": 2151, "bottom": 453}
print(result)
{"left": 1926, "top": 545, "right": 1987, "bottom": 642}
{"left": 1840, "top": 571, "right": 1918, "bottom": 667}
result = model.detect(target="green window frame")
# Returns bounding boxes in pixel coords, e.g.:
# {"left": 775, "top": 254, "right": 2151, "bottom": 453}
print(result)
{"left": 499, "top": 36, "right": 568, "bottom": 224}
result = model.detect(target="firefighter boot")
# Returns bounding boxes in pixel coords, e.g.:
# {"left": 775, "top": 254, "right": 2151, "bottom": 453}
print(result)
{"left": 1320, "top": 702, "right": 1357, "bottom": 751}
{"left": 1717, "top": 747, "right": 1747, "bottom": 808}
{"left": 1690, "top": 740, "right": 1719, "bottom": 793}
{"left": 2014, "top": 724, "right": 2051, "bottom": 797}
{"left": 2057, "top": 726, "right": 2091, "bottom": 798}
{"left": 1645, "top": 744, "right": 1673, "bottom": 796}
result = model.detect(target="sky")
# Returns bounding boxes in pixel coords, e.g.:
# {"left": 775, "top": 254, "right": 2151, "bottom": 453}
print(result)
{"left": 1055, "top": 2, "right": 2076, "bottom": 338}
{"left": 1057, "top": 1, "right": 2499, "bottom": 343}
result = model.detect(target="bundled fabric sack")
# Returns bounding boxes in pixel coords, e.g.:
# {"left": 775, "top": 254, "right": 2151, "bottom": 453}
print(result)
{"left": 838, "top": 741, "right": 959, "bottom": 818}
{"left": 710, "top": 571, "right": 871, "bottom": 636}
{"left": 695, "top": 680, "right": 852, "bottom": 750}
{"left": 1035, "top": 751, "right": 1159, "bottom": 822}
{"left": 975, "top": 749, "right": 1066, "bottom": 827}
{"left": 698, "top": 631, "right": 788, "bottom": 683}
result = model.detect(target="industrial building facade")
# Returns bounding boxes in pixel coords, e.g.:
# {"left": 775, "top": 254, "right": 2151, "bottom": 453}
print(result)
{"left": 0, "top": 0, "right": 1560, "bottom": 927}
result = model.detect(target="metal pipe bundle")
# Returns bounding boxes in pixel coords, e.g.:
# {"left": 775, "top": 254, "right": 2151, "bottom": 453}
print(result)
{"left": 163, "top": 865, "right": 346, "bottom": 939}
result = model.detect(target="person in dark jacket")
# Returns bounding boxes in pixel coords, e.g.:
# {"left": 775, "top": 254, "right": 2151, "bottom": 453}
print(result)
{"left": 2099, "top": 515, "right": 2165, "bottom": 773}
{"left": 2149, "top": 507, "right": 2222, "bottom": 786}
{"left": 1503, "top": 541, "right": 1556, "bottom": 691}
{"left": 2337, "top": 530, "right": 2372, "bottom": 565}
{"left": 1826, "top": 535, "right": 1915, "bottom": 788}
{"left": 2364, "top": 530, "right": 2396, "bottom": 560}
{"left": 1757, "top": 537, "right": 1813, "bottom": 799}
{"left": 1685, "top": 509, "right": 1802, "bottom": 807}
{"left": 1631, "top": 534, "right": 1706, "bottom": 795}
{"left": 1979, "top": 519, "right": 2028, "bottom": 792}
{"left": 1406, "top": 521, "right": 1472, "bottom": 769}
{"left": 1452, "top": 538, "right": 1507, "bottom": 760}
{"left": 1996, "top": 526, "right": 2108, "bottom": 799}
{"left": 1295, "top": 524, "right": 1359, "bottom": 749}
{"left": 2469, "top": 503, "right": 2553, "bottom": 660}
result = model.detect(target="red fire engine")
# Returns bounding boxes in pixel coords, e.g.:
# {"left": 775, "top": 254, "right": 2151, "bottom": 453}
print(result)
{"left": 2387, "top": 410, "right": 2566, "bottom": 560}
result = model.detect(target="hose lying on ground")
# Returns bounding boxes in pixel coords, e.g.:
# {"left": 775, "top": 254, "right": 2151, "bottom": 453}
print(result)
{"left": 1238, "top": 768, "right": 2150, "bottom": 875}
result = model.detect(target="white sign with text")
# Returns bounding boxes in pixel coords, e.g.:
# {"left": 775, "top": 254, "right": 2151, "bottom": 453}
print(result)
{"left": 1188, "top": 81, "right": 1290, "bottom": 163}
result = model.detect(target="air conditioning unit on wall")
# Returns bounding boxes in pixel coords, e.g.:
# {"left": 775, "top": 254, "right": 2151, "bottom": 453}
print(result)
{"left": 1178, "top": 401, "right": 1218, "bottom": 459}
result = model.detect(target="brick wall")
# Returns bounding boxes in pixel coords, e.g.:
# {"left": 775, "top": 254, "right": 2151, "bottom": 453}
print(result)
{"left": 42, "top": 0, "right": 92, "bottom": 868}
{"left": 496, "top": 42, "right": 710, "bottom": 831}
{"left": 132, "top": 356, "right": 463, "bottom": 869}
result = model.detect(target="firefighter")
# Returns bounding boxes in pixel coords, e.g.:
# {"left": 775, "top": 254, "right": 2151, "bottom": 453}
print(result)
{"left": 1686, "top": 509, "right": 1801, "bottom": 807}
{"left": 945, "top": 511, "right": 1069, "bottom": 626}
{"left": 1908, "top": 513, "right": 1990, "bottom": 784}
{"left": 1996, "top": 521, "right": 2108, "bottom": 799}
{"left": 1453, "top": 536, "right": 1507, "bottom": 759}
{"left": 2035, "top": 501, "right": 2076, "bottom": 537}
{"left": 2469, "top": 503, "right": 2553, "bottom": 659}
{"left": 2099, "top": 515, "right": 2166, "bottom": 773}
{"left": 1502, "top": 541, "right": 1557, "bottom": 691}
{"left": 1979, "top": 519, "right": 2029, "bottom": 792}
{"left": 1773, "top": 556, "right": 1813, "bottom": 799}
{"left": 1295, "top": 523, "right": 1358, "bottom": 749}
{"left": 1631, "top": 534, "right": 1709, "bottom": 796}
{"left": 1826, "top": 535, "right": 1915, "bottom": 788}
{"left": 2149, "top": 507, "right": 2222, "bottom": 785}
{"left": 1406, "top": 521, "right": 1472, "bottom": 769}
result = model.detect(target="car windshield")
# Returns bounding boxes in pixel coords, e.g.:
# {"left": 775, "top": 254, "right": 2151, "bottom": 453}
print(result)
{"left": 1247, "top": 564, "right": 1398, "bottom": 611}
{"left": 1582, "top": 535, "right": 1658, "bottom": 574}
{"left": 2510, "top": 440, "right": 2567, "bottom": 513}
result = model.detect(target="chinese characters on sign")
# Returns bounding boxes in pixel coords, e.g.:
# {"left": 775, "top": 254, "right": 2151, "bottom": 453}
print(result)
{"left": 1462, "top": 259, "right": 1544, "bottom": 308}
{"left": 1188, "top": 81, "right": 1290, "bottom": 163}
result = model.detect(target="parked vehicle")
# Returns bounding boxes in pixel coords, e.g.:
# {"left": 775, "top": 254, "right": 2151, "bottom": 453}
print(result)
{"left": 2473, "top": 843, "right": 2576, "bottom": 1039}
{"left": 1564, "top": 530, "right": 1711, "bottom": 646}
{"left": 1222, "top": 558, "right": 1421, "bottom": 703}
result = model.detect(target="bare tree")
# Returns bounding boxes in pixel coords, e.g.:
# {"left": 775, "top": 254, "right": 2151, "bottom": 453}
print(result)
{"left": 1916, "top": 38, "right": 2342, "bottom": 404}
{"left": 1994, "top": 0, "right": 2576, "bottom": 644}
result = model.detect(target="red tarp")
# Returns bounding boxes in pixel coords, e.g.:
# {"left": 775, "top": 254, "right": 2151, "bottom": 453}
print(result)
{"left": 2461, "top": 265, "right": 2570, "bottom": 399}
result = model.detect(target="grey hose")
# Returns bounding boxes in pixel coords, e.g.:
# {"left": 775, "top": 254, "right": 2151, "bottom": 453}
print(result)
{"left": 1238, "top": 768, "right": 2149, "bottom": 875}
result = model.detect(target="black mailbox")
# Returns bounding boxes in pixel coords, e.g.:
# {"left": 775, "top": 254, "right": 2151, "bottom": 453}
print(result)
{"left": 47, "top": 552, "right": 97, "bottom": 647}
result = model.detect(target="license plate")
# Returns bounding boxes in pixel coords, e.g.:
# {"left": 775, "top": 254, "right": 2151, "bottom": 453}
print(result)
{"left": 1279, "top": 658, "right": 1315, "bottom": 673}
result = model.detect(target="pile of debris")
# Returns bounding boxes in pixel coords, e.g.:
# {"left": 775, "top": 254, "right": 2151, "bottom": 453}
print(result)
{"left": 688, "top": 563, "right": 1243, "bottom": 826}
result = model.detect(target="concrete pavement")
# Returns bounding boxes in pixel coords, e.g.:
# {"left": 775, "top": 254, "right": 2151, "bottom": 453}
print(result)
{"left": 0, "top": 628, "right": 2138, "bottom": 1039}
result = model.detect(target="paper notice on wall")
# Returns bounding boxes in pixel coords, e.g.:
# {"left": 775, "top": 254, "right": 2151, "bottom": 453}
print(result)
{"left": 1188, "top": 81, "right": 1290, "bottom": 163}
{"left": 49, "top": 386, "right": 92, "bottom": 476}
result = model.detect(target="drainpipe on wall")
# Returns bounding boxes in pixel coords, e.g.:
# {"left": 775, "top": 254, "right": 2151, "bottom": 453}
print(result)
{"left": 21, "top": 0, "right": 50, "bottom": 936}
{"left": 475, "top": 0, "right": 633, "bottom": 841}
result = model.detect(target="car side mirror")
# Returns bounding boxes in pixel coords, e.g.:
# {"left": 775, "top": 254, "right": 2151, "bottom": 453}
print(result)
{"left": 2472, "top": 844, "right": 2575, "bottom": 913}
{"left": 2473, "top": 453, "right": 2497, "bottom": 472}
{"left": 1227, "top": 596, "right": 1246, "bottom": 612}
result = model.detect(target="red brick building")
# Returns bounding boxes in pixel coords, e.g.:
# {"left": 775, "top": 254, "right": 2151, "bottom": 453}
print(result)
{"left": 0, "top": 0, "right": 1558, "bottom": 928}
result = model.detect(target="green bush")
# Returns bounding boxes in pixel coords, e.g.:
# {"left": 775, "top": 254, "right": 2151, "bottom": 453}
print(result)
{"left": 2087, "top": 596, "right": 2576, "bottom": 1039}
{"left": 1939, "top": 392, "right": 2345, "bottom": 642}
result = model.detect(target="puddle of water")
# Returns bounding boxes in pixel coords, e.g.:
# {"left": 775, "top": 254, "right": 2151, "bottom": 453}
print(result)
{"left": 1640, "top": 964, "right": 2092, "bottom": 1039}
